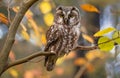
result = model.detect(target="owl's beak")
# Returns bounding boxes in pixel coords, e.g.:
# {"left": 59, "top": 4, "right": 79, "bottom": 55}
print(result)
{"left": 64, "top": 18, "right": 68, "bottom": 24}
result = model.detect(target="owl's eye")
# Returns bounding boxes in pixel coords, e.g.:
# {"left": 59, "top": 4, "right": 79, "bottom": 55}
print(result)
{"left": 59, "top": 14, "right": 64, "bottom": 17}
{"left": 69, "top": 14, "right": 75, "bottom": 18}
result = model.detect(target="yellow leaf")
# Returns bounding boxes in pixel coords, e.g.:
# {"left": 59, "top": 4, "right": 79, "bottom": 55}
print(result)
{"left": 39, "top": 1, "right": 52, "bottom": 14}
{"left": 94, "top": 27, "right": 116, "bottom": 37}
{"left": 44, "top": 13, "right": 54, "bottom": 26}
{"left": 41, "top": 34, "right": 46, "bottom": 44}
{"left": 0, "top": 13, "right": 8, "bottom": 24}
{"left": 82, "top": 33, "right": 94, "bottom": 43}
{"left": 21, "top": 30, "right": 30, "bottom": 41}
{"left": 9, "top": 69, "right": 18, "bottom": 78}
{"left": 98, "top": 36, "right": 114, "bottom": 51}
{"left": 112, "top": 31, "right": 120, "bottom": 44}
{"left": 80, "top": 4, "right": 100, "bottom": 13}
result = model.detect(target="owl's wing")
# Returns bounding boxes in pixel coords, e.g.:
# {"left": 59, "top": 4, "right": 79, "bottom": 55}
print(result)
{"left": 44, "top": 25, "right": 60, "bottom": 51}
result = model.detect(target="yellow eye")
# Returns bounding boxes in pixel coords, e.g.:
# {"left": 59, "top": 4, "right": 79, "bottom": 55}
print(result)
{"left": 59, "top": 14, "right": 64, "bottom": 17}
{"left": 69, "top": 14, "right": 74, "bottom": 18}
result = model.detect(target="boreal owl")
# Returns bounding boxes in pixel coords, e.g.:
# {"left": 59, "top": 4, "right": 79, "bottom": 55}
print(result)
{"left": 44, "top": 6, "right": 81, "bottom": 71}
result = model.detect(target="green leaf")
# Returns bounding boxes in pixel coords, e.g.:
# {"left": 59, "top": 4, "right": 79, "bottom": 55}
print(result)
{"left": 112, "top": 31, "right": 120, "bottom": 44}
{"left": 98, "top": 36, "right": 114, "bottom": 52}
{"left": 94, "top": 27, "right": 116, "bottom": 37}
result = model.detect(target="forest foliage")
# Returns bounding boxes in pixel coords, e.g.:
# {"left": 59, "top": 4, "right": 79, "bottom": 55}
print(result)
{"left": 0, "top": 0, "right": 120, "bottom": 78}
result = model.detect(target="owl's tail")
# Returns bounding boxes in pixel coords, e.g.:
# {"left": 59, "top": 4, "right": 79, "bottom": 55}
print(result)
{"left": 44, "top": 55, "right": 58, "bottom": 71}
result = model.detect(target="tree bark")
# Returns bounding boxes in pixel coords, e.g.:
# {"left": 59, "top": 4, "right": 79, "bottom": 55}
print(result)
{"left": 0, "top": 0, "right": 39, "bottom": 76}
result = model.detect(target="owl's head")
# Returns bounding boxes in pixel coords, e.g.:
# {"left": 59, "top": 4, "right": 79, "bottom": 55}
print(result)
{"left": 55, "top": 6, "right": 80, "bottom": 26}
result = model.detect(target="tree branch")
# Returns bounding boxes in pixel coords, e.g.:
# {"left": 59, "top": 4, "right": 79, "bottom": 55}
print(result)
{"left": 0, "top": 0, "right": 39, "bottom": 75}
{"left": 3, "top": 45, "right": 97, "bottom": 72}
{"left": 4, "top": 52, "right": 55, "bottom": 71}
{"left": 74, "top": 45, "right": 98, "bottom": 51}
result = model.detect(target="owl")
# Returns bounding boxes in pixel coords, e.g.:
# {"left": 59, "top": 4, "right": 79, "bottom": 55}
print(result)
{"left": 44, "top": 6, "right": 81, "bottom": 71}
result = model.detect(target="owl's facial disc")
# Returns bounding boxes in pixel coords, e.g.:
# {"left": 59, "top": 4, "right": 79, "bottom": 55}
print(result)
{"left": 55, "top": 6, "right": 80, "bottom": 25}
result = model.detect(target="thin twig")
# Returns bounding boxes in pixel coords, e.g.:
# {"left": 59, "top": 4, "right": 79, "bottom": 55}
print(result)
{"left": 7, "top": 0, "right": 12, "bottom": 23}
{"left": 74, "top": 45, "right": 98, "bottom": 51}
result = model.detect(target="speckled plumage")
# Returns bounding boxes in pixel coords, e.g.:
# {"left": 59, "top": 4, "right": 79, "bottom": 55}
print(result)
{"left": 44, "top": 6, "right": 81, "bottom": 71}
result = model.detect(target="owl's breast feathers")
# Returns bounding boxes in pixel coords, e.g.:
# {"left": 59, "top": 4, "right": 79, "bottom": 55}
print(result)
{"left": 51, "top": 23, "right": 79, "bottom": 50}
{"left": 44, "top": 25, "right": 60, "bottom": 52}
{"left": 45, "top": 23, "right": 80, "bottom": 54}
{"left": 44, "top": 23, "right": 80, "bottom": 71}
{"left": 61, "top": 23, "right": 80, "bottom": 53}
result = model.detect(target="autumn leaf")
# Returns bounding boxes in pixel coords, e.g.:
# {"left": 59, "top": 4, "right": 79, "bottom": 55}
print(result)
{"left": 41, "top": 34, "right": 46, "bottom": 44}
{"left": 80, "top": 4, "right": 100, "bottom": 13}
{"left": 0, "top": 13, "right": 8, "bottom": 24}
{"left": 9, "top": 69, "right": 18, "bottom": 78}
{"left": 98, "top": 36, "right": 114, "bottom": 51}
{"left": 39, "top": 1, "right": 52, "bottom": 14}
{"left": 112, "top": 31, "right": 120, "bottom": 44}
{"left": 44, "top": 13, "right": 54, "bottom": 26}
{"left": 82, "top": 33, "right": 94, "bottom": 43}
{"left": 94, "top": 27, "right": 116, "bottom": 37}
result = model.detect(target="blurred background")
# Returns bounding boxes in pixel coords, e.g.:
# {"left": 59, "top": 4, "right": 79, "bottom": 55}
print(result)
{"left": 0, "top": 0, "right": 120, "bottom": 78}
